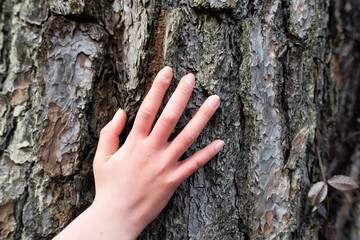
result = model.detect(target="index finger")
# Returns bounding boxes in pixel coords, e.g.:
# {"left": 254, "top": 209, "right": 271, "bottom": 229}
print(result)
{"left": 129, "top": 67, "right": 172, "bottom": 138}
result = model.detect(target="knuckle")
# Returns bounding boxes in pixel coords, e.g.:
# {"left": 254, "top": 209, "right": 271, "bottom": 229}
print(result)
{"left": 156, "top": 158, "right": 168, "bottom": 173}
{"left": 196, "top": 160, "right": 203, "bottom": 169}
{"left": 179, "top": 84, "right": 191, "bottom": 96}
{"left": 199, "top": 109, "right": 212, "bottom": 121}
{"left": 185, "top": 162, "right": 197, "bottom": 175}
{"left": 182, "top": 131, "right": 196, "bottom": 145}
{"left": 99, "top": 126, "right": 111, "bottom": 136}
{"left": 154, "top": 79, "right": 168, "bottom": 92}
{"left": 164, "top": 176, "right": 178, "bottom": 188}
{"left": 140, "top": 104, "right": 153, "bottom": 117}
{"left": 161, "top": 112, "right": 177, "bottom": 125}
{"left": 206, "top": 148, "right": 213, "bottom": 160}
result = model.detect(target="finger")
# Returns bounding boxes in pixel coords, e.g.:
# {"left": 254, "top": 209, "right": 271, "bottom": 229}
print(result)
{"left": 174, "top": 140, "right": 224, "bottom": 183}
{"left": 167, "top": 95, "right": 220, "bottom": 160}
{"left": 130, "top": 66, "right": 172, "bottom": 138}
{"left": 149, "top": 73, "right": 194, "bottom": 145}
{"left": 95, "top": 109, "right": 127, "bottom": 162}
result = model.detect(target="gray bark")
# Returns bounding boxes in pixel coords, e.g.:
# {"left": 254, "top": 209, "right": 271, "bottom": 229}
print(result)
{"left": 0, "top": 0, "right": 358, "bottom": 239}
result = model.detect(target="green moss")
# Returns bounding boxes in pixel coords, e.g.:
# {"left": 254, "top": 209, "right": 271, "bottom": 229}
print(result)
{"left": 304, "top": 23, "right": 321, "bottom": 45}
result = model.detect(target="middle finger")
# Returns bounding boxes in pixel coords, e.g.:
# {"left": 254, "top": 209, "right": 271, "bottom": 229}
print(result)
{"left": 148, "top": 73, "right": 195, "bottom": 145}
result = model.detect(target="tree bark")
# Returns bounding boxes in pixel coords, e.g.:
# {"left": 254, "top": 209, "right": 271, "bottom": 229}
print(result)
{"left": 0, "top": 0, "right": 358, "bottom": 239}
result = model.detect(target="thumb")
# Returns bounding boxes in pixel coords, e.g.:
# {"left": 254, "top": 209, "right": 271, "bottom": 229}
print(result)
{"left": 95, "top": 109, "right": 127, "bottom": 162}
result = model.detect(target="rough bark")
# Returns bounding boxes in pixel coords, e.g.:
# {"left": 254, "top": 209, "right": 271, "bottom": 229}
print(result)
{"left": 326, "top": 0, "right": 360, "bottom": 239}
{"left": 0, "top": 0, "right": 358, "bottom": 239}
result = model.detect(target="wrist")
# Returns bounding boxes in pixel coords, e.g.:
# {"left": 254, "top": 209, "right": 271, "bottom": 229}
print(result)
{"left": 89, "top": 198, "right": 144, "bottom": 239}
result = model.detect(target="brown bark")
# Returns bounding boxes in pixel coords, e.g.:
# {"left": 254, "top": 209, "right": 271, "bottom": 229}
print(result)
{"left": 0, "top": 0, "right": 359, "bottom": 239}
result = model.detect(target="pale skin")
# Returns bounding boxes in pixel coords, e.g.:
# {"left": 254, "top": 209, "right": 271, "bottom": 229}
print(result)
{"left": 54, "top": 67, "right": 224, "bottom": 240}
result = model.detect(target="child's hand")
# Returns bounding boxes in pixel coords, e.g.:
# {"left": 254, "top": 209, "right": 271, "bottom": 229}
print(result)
{"left": 55, "top": 67, "right": 223, "bottom": 239}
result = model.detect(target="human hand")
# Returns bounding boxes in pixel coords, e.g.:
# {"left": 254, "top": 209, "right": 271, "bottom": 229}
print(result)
{"left": 54, "top": 67, "right": 223, "bottom": 239}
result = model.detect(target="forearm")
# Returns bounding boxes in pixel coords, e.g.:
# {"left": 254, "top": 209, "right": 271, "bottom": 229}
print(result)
{"left": 54, "top": 201, "right": 142, "bottom": 240}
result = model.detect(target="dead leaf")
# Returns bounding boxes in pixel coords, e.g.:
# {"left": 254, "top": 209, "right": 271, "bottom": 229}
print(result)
{"left": 316, "top": 203, "right": 327, "bottom": 219}
{"left": 328, "top": 175, "right": 360, "bottom": 191}
{"left": 308, "top": 181, "right": 328, "bottom": 206}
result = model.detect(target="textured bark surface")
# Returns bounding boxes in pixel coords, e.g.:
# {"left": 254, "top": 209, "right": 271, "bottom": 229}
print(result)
{"left": 0, "top": 0, "right": 359, "bottom": 239}
{"left": 326, "top": 0, "right": 360, "bottom": 239}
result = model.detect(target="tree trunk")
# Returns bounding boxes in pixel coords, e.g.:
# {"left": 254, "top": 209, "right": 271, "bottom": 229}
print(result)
{"left": 0, "top": 0, "right": 358, "bottom": 239}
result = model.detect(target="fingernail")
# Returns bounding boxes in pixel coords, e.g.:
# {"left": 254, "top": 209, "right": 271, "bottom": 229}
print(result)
{"left": 215, "top": 140, "right": 225, "bottom": 152}
{"left": 114, "top": 109, "right": 123, "bottom": 120}
{"left": 162, "top": 66, "right": 173, "bottom": 81}
{"left": 185, "top": 74, "right": 195, "bottom": 86}
{"left": 208, "top": 95, "right": 220, "bottom": 109}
